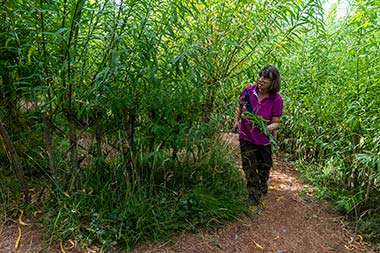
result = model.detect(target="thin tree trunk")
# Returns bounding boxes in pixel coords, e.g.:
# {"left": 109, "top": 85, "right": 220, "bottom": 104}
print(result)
{"left": 127, "top": 108, "right": 135, "bottom": 152}
{"left": 94, "top": 122, "right": 103, "bottom": 159}
{"left": 42, "top": 112, "right": 56, "bottom": 177}
{"left": 68, "top": 117, "right": 79, "bottom": 176}
{"left": 364, "top": 163, "right": 375, "bottom": 203}
{"left": 124, "top": 107, "right": 136, "bottom": 178}
{"left": 0, "top": 119, "right": 30, "bottom": 203}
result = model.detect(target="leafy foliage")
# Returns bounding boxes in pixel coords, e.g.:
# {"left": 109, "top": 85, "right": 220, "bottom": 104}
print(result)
{"left": 43, "top": 137, "right": 245, "bottom": 249}
{"left": 1, "top": 0, "right": 379, "bottom": 249}
{"left": 278, "top": 0, "right": 380, "bottom": 241}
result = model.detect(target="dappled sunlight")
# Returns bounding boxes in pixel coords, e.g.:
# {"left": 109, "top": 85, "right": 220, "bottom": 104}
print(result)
{"left": 269, "top": 163, "right": 305, "bottom": 194}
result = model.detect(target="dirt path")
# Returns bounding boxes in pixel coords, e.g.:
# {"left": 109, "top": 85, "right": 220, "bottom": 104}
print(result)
{"left": 131, "top": 162, "right": 374, "bottom": 253}
{"left": 132, "top": 133, "right": 375, "bottom": 253}
{"left": 0, "top": 133, "right": 377, "bottom": 253}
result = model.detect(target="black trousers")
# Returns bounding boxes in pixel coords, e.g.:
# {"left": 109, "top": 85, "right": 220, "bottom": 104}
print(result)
{"left": 239, "top": 138, "right": 272, "bottom": 197}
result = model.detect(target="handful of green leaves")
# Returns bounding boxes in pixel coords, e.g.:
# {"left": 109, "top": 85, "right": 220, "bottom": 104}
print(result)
{"left": 244, "top": 111, "right": 277, "bottom": 146}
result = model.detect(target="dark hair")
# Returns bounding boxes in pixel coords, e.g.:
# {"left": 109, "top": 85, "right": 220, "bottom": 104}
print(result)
{"left": 258, "top": 64, "right": 281, "bottom": 94}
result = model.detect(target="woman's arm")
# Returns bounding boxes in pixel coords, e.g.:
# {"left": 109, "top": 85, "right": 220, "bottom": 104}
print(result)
{"left": 266, "top": 116, "right": 281, "bottom": 134}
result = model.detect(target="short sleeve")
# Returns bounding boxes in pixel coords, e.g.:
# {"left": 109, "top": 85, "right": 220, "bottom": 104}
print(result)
{"left": 272, "top": 94, "right": 283, "bottom": 117}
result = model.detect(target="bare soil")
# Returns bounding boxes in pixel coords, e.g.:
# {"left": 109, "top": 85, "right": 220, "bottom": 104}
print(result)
{"left": 0, "top": 133, "right": 377, "bottom": 253}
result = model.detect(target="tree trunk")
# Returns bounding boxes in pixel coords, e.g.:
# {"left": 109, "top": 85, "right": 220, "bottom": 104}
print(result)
{"left": 126, "top": 107, "right": 136, "bottom": 153}
{"left": 68, "top": 117, "right": 79, "bottom": 188}
{"left": 0, "top": 119, "right": 30, "bottom": 203}
{"left": 42, "top": 112, "right": 56, "bottom": 177}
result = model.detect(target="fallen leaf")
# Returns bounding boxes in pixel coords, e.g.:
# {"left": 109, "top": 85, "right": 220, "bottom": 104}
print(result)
{"left": 18, "top": 209, "right": 30, "bottom": 226}
{"left": 60, "top": 240, "right": 66, "bottom": 253}
{"left": 344, "top": 244, "right": 355, "bottom": 251}
{"left": 253, "top": 240, "right": 264, "bottom": 249}
{"left": 15, "top": 226, "right": 21, "bottom": 249}
{"left": 65, "top": 240, "right": 76, "bottom": 249}
{"left": 33, "top": 210, "right": 43, "bottom": 217}
{"left": 358, "top": 234, "right": 363, "bottom": 245}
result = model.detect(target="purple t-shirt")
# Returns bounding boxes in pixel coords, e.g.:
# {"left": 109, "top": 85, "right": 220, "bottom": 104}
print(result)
{"left": 238, "top": 84, "right": 283, "bottom": 145}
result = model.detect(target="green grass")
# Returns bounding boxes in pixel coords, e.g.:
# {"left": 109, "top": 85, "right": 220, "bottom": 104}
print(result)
{"left": 41, "top": 137, "right": 246, "bottom": 251}
{"left": 294, "top": 158, "right": 380, "bottom": 243}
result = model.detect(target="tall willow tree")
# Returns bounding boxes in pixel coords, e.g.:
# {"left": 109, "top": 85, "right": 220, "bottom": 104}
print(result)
{"left": 279, "top": 0, "right": 380, "bottom": 240}
{"left": 189, "top": 0, "right": 325, "bottom": 124}
{"left": 1, "top": 0, "right": 324, "bottom": 187}
{"left": 1, "top": 0, "right": 329, "bottom": 248}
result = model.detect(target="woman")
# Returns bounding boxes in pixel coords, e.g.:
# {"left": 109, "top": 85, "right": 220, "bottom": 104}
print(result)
{"left": 233, "top": 64, "right": 283, "bottom": 205}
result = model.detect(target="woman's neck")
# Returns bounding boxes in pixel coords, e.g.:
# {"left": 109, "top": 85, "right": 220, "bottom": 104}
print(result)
{"left": 258, "top": 88, "right": 269, "bottom": 97}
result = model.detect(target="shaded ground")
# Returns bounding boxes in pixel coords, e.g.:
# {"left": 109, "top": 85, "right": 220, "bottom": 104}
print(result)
{"left": 0, "top": 133, "right": 377, "bottom": 253}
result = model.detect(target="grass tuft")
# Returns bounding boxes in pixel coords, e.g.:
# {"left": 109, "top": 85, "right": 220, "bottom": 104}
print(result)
{"left": 42, "top": 136, "right": 246, "bottom": 250}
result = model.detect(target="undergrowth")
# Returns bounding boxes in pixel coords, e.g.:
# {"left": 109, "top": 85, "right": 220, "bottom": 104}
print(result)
{"left": 294, "top": 159, "right": 380, "bottom": 244}
{"left": 41, "top": 137, "right": 246, "bottom": 251}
